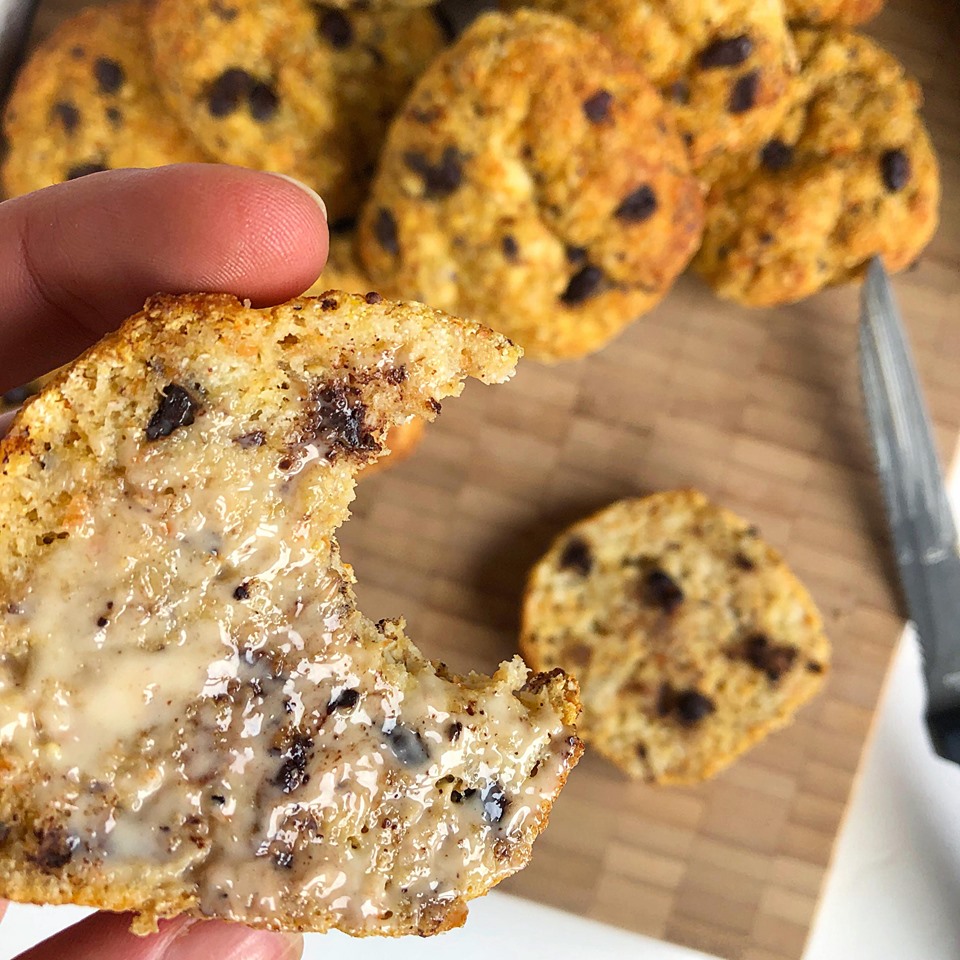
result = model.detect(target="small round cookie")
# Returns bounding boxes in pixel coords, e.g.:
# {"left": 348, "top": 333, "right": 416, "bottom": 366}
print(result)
{"left": 148, "top": 0, "right": 446, "bottom": 221}
{"left": 2, "top": 1, "right": 207, "bottom": 198}
{"left": 695, "top": 30, "right": 940, "bottom": 306}
{"left": 307, "top": 233, "right": 426, "bottom": 473}
{"left": 358, "top": 10, "right": 704, "bottom": 362}
{"left": 521, "top": 490, "right": 830, "bottom": 784}
{"left": 500, "top": 0, "right": 797, "bottom": 173}
{"left": 784, "top": 0, "right": 883, "bottom": 26}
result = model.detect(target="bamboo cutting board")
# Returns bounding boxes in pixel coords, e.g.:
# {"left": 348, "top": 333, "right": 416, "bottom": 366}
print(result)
{"left": 17, "top": 0, "right": 960, "bottom": 956}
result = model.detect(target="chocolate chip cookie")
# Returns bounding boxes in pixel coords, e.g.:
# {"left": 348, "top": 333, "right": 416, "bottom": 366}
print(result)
{"left": 695, "top": 30, "right": 940, "bottom": 306}
{"left": 501, "top": 0, "right": 798, "bottom": 173}
{"left": 148, "top": 0, "right": 446, "bottom": 221}
{"left": 0, "top": 290, "right": 584, "bottom": 936}
{"left": 784, "top": 0, "right": 883, "bottom": 25}
{"left": 357, "top": 10, "right": 704, "bottom": 362}
{"left": 1, "top": 1, "right": 207, "bottom": 198}
{"left": 521, "top": 490, "right": 829, "bottom": 784}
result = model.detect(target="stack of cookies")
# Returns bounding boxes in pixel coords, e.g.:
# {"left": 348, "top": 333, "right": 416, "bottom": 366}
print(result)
{"left": 2, "top": 0, "right": 941, "bottom": 361}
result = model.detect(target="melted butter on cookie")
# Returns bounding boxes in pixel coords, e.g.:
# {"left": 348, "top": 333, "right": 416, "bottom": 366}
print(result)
{"left": 0, "top": 398, "right": 579, "bottom": 933}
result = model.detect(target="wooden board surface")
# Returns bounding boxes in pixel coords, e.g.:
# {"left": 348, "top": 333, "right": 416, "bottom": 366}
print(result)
{"left": 15, "top": 0, "right": 960, "bottom": 956}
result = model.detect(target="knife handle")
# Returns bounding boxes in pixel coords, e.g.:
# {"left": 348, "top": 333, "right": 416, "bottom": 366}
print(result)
{"left": 927, "top": 706, "right": 960, "bottom": 765}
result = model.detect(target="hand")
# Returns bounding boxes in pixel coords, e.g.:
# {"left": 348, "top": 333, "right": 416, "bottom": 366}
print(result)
{"left": 0, "top": 163, "right": 328, "bottom": 435}
{"left": 0, "top": 163, "right": 328, "bottom": 957}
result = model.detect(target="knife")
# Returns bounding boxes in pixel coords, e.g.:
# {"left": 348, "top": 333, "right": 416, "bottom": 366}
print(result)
{"left": 860, "top": 257, "right": 960, "bottom": 765}
{"left": 0, "top": 0, "right": 40, "bottom": 109}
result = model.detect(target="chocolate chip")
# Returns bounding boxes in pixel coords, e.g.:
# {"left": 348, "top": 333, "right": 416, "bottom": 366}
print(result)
{"left": 743, "top": 633, "right": 798, "bottom": 682}
{"left": 615, "top": 185, "right": 658, "bottom": 223}
{"left": 248, "top": 81, "right": 279, "bottom": 121}
{"left": 272, "top": 850, "right": 294, "bottom": 869}
{"left": 733, "top": 553, "right": 756, "bottom": 571}
{"left": 66, "top": 162, "right": 107, "bottom": 180}
{"left": 642, "top": 569, "right": 684, "bottom": 614}
{"left": 760, "top": 138, "right": 793, "bottom": 171}
{"left": 307, "top": 383, "right": 381, "bottom": 460}
{"left": 93, "top": 57, "right": 124, "bottom": 94}
{"left": 675, "top": 690, "right": 715, "bottom": 726}
{"left": 234, "top": 430, "right": 265, "bottom": 448}
{"left": 479, "top": 782, "right": 508, "bottom": 823}
{"left": 427, "top": 397, "right": 442, "bottom": 415}
{"left": 32, "top": 829, "right": 79, "bottom": 871}
{"left": 96, "top": 616, "right": 108, "bottom": 627}
{"left": 206, "top": 68, "right": 255, "bottom": 118}
{"left": 501, "top": 234, "right": 519, "bottom": 261}
{"left": 656, "top": 682, "right": 676, "bottom": 717}
{"left": 320, "top": 297, "right": 338, "bottom": 311}
{"left": 410, "top": 105, "right": 441, "bottom": 124}
{"left": 211, "top": 794, "right": 226, "bottom": 804}
{"left": 728, "top": 70, "right": 760, "bottom": 113}
{"left": 403, "top": 146, "right": 465, "bottom": 198}
{"left": 583, "top": 89, "right": 613, "bottom": 123}
{"left": 273, "top": 734, "right": 312, "bottom": 793}
{"left": 698, "top": 35, "right": 753, "bottom": 69}
{"left": 233, "top": 583, "right": 250, "bottom": 600}
{"left": 364, "top": 291, "right": 383, "bottom": 304}
{"left": 374, "top": 208, "right": 399, "bottom": 255}
{"left": 565, "top": 245, "right": 587, "bottom": 264}
{"left": 447, "top": 721, "right": 463, "bottom": 742}
{"left": 385, "top": 722, "right": 430, "bottom": 766}
{"left": 665, "top": 80, "right": 690, "bottom": 104}
{"left": 210, "top": 0, "right": 238, "bottom": 21}
{"left": 558, "top": 537, "right": 592, "bottom": 576}
{"left": 105, "top": 106, "right": 122, "bottom": 127}
{"left": 328, "top": 688, "right": 359, "bottom": 711}
{"left": 146, "top": 383, "right": 198, "bottom": 441}
{"left": 386, "top": 365, "right": 406, "bottom": 385}
{"left": 560, "top": 265, "right": 604, "bottom": 305}
{"left": 451, "top": 787, "right": 476, "bottom": 804}
{"left": 318, "top": 9, "right": 353, "bottom": 47}
{"left": 52, "top": 101, "right": 80, "bottom": 133}
{"left": 806, "top": 661, "right": 824, "bottom": 674}
{"left": 880, "top": 149, "right": 910, "bottom": 192}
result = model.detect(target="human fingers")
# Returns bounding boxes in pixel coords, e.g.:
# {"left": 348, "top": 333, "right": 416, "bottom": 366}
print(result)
{"left": 14, "top": 912, "right": 303, "bottom": 960}
{"left": 0, "top": 164, "right": 328, "bottom": 390}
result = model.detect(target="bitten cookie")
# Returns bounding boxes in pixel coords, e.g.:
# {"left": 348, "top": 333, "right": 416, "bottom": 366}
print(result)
{"left": 358, "top": 10, "right": 704, "bottom": 362}
{"left": 783, "top": 0, "right": 883, "bottom": 25}
{"left": 0, "top": 291, "right": 584, "bottom": 936}
{"left": 1, "top": 1, "right": 207, "bottom": 198}
{"left": 500, "top": 0, "right": 797, "bottom": 173}
{"left": 694, "top": 30, "right": 940, "bottom": 306}
{"left": 308, "top": 234, "right": 426, "bottom": 472}
{"left": 148, "top": 0, "right": 446, "bottom": 221}
{"left": 521, "top": 490, "right": 829, "bottom": 784}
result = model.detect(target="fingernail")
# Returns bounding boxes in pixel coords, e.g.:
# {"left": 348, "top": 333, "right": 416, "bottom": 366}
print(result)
{"left": 162, "top": 920, "right": 303, "bottom": 960}
{"left": 268, "top": 172, "right": 328, "bottom": 223}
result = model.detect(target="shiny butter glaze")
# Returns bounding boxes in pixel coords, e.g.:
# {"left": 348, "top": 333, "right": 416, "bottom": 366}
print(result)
{"left": 0, "top": 391, "right": 579, "bottom": 934}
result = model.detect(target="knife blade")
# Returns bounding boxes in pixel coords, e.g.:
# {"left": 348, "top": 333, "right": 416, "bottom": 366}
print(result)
{"left": 0, "top": 0, "right": 40, "bottom": 110}
{"left": 859, "top": 257, "right": 960, "bottom": 764}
